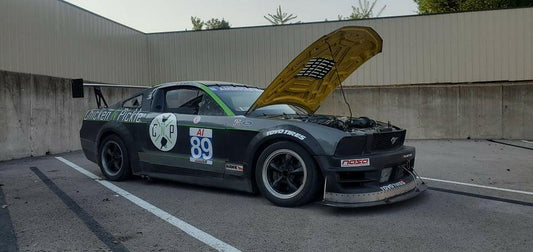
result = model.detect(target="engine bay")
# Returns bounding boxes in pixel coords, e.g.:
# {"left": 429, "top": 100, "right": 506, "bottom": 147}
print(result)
{"left": 283, "top": 115, "right": 401, "bottom": 134}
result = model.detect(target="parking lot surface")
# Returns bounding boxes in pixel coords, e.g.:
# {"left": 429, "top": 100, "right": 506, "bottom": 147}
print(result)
{"left": 1, "top": 140, "right": 532, "bottom": 251}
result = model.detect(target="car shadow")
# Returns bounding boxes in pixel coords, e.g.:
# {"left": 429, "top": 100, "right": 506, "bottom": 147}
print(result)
{"left": 314, "top": 191, "right": 431, "bottom": 215}
{"left": 115, "top": 175, "right": 259, "bottom": 199}
{"left": 112, "top": 176, "right": 431, "bottom": 212}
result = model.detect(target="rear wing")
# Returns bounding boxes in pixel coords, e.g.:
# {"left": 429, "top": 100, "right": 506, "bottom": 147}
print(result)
{"left": 71, "top": 78, "right": 149, "bottom": 109}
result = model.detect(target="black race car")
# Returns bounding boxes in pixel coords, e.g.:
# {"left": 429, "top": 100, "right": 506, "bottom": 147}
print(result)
{"left": 76, "top": 26, "right": 426, "bottom": 207}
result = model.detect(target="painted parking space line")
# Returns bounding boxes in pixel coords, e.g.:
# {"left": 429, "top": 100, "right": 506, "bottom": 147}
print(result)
{"left": 30, "top": 167, "right": 129, "bottom": 252}
{"left": 55, "top": 157, "right": 240, "bottom": 252}
{"left": 0, "top": 186, "right": 19, "bottom": 252}
{"left": 428, "top": 187, "right": 533, "bottom": 207}
{"left": 421, "top": 177, "right": 533, "bottom": 196}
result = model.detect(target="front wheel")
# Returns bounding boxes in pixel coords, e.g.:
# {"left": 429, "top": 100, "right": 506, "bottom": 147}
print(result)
{"left": 255, "top": 141, "right": 320, "bottom": 207}
{"left": 98, "top": 134, "right": 131, "bottom": 181}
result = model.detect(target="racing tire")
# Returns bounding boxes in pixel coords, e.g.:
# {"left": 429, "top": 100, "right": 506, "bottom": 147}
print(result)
{"left": 98, "top": 134, "right": 131, "bottom": 181}
{"left": 255, "top": 141, "right": 320, "bottom": 207}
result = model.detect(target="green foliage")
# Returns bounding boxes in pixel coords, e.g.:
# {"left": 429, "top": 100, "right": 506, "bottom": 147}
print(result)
{"left": 346, "top": 0, "right": 387, "bottom": 20}
{"left": 190, "top": 17, "right": 230, "bottom": 30}
{"left": 264, "top": 5, "right": 298, "bottom": 25}
{"left": 414, "top": 0, "right": 533, "bottom": 14}
{"left": 205, "top": 18, "right": 231, "bottom": 30}
{"left": 191, "top": 16, "right": 204, "bottom": 31}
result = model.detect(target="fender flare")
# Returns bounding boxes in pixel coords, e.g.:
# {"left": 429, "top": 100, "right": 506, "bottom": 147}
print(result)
{"left": 96, "top": 121, "right": 142, "bottom": 174}
{"left": 243, "top": 125, "right": 326, "bottom": 181}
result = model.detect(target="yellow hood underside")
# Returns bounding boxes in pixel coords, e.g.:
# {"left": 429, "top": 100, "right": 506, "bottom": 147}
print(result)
{"left": 247, "top": 26, "right": 383, "bottom": 114}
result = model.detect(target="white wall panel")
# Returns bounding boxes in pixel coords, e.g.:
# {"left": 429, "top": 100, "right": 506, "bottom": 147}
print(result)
{"left": 0, "top": 0, "right": 531, "bottom": 87}
{"left": 148, "top": 7, "right": 533, "bottom": 87}
{"left": 0, "top": 0, "right": 149, "bottom": 85}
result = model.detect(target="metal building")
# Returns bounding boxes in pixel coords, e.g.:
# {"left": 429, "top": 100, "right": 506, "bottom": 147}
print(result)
{"left": 0, "top": 0, "right": 532, "bottom": 87}
{"left": 0, "top": 0, "right": 532, "bottom": 160}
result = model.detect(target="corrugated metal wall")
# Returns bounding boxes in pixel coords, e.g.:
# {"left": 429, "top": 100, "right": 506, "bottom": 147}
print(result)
{"left": 148, "top": 7, "right": 533, "bottom": 87}
{"left": 0, "top": 0, "right": 531, "bottom": 87}
{"left": 0, "top": 0, "right": 149, "bottom": 85}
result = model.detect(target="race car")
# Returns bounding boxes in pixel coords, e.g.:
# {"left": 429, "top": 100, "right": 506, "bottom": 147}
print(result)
{"left": 76, "top": 26, "right": 426, "bottom": 207}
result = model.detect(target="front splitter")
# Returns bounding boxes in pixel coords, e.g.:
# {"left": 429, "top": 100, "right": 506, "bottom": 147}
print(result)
{"left": 321, "top": 181, "right": 427, "bottom": 208}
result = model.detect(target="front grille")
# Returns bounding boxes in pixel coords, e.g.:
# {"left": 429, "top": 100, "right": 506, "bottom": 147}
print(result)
{"left": 383, "top": 160, "right": 414, "bottom": 183}
{"left": 334, "top": 135, "right": 367, "bottom": 156}
{"left": 371, "top": 130, "right": 406, "bottom": 151}
{"left": 337, "top": 171, "right": 378, "bottom": 188}
{"left": 335, "top": 160, "right": 413, "bottom": 189}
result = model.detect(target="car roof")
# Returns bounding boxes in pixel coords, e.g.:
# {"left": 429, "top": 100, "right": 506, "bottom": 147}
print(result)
{"left": 152, "top": 81, "right": 258, "bottom": 90}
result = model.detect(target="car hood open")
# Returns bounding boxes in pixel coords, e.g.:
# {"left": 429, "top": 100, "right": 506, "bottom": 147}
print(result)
{"left": 247, "top": 26, "right": 382, "bottom": 115}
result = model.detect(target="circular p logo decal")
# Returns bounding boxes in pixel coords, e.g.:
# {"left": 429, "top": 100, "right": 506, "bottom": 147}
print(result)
{"left": 149, "top": 113, "right": 177, "bottom": 151}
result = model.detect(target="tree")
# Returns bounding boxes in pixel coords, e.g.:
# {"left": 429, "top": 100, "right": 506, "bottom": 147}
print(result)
{"left": 264, "top": 5, "right": 298, "bottom": 25}
{"left": 191, "top": 16, "right": 204, "bottom": 31}
{"left": 414, "top": 0, "right": 533, "bottom": 14}
{"left": 190, "top": 17, "right": 231, "bottom": 30}
{"left": 204, "top": 18, "right": 231, "bottom": 30}
{"left": 347, "top": 0, "right": 386, "bottom": 19}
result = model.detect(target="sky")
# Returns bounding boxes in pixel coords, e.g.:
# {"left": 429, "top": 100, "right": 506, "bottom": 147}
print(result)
{"left": 63, "top": 0, "right": 418, "bottom": 33}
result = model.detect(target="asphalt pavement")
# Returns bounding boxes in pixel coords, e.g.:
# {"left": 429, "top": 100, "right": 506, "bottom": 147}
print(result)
{"left": 1, "top": 140, "right": 532, "bottom": 251}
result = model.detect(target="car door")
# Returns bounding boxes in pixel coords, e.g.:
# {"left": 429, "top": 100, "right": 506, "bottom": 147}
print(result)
{"left": 138, "top": 86, "right": 230, "bottom": 179}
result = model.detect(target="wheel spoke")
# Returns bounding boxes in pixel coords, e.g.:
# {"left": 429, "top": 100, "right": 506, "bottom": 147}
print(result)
{"left": 106, "top": 148, "right": 113, "bottom": 156}
{"left": 269, "top": 163, "right": 283, "bottom": 172}
{"left": 284, "top": 154, "right": 292, "bottom": 164}
{"left": 271, "top": 176, "right": 283, "bottom": 189}
{"left": 113, "top": 147, "right": 121, "bottom": 156}
{"left": 113, "top": 160, "right": 121, "bottom": 169}
{"left": 286, "top": 178, "right": 298, "bottom": 191}
{"left": 290, "top": 167, "right": 303, "bottom": 174}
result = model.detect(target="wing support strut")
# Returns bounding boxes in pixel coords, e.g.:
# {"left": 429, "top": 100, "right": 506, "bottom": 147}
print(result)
{"left": 71, "top": 78, "right": 149, "bottom": 109}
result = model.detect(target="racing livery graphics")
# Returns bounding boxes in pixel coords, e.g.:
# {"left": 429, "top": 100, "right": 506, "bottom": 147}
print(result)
{"left": 77, "top": 26, "right": 426, "bottom": 207}
{"left": 150, "top": 113, "right": 177, "bottom": 151}
{"left": 341, "top": 158, "right": 370, "bottom": 167}
{"left": 189, "top": 128, "right": 213, "bottom": 165}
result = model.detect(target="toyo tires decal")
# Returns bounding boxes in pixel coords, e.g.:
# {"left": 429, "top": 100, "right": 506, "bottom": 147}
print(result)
{"left": 149, "top": 113, "right": 177, "bottom": 151}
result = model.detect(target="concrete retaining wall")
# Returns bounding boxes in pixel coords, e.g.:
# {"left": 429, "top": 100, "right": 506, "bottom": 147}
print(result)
{"left": 1, "top": 70, "right": 531, "bottom": 161}
{"left": 0, "top": 70, "right": 137, "bottom": 161}
{"left": 317, "top": 82, "right": 533, "bottom": 139}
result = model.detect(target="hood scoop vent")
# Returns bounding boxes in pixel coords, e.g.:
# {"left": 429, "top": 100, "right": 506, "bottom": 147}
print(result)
{"left": 247, "top": 26, "right": 383, "bottom": 115}
{"left": 295, "top": 57, "right": 335, "bottom": 80}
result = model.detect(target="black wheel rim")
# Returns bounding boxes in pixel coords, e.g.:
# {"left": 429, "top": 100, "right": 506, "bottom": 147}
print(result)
{"left": 101, "top": 141, "right": 123, "bottom": 176}
{"left": 262, "top": 149, "right": 307, "bottom": 199}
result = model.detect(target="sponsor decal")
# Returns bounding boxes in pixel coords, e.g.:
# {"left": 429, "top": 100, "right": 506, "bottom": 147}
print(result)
{"left": 266, "top": 129, "right": 306, "bottom": 140}
{"left": 84, "top": 109, "right": 113, "bottom": 121}
{"left": 233, "top": 119, "right": 253, "bottom": 127}
{"left": 189, "top": 128, "right": 213, "bottom": 165}
{"left": 210, "top": 86, "right": 256, "bottom": 92}
{"left": 225, "top": 163, "right": 244, "bottom": 172}
{"left": 149, "top": 113, "right": 177, "bottom": 151}
{"left": 403, "top": 153, "right": 413, "bottom": 159}
{"left": 380, "top": 180, "right": 406, "bottom": 191}
{"left": 84, "top": 108, "right": 146, "bottom": 123}
{"left": 341, "top": 158, "right": 370, "bottom": 167}
{"left": 116, "top": 108, "right": 147, "bottom": 122}
{"left": 193, "top": 116, "right": 201, "bottom": 124}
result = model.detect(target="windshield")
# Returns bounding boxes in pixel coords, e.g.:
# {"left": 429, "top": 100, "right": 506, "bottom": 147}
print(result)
{"left": 209, "top": 86, "right": 305, "bottom": 116}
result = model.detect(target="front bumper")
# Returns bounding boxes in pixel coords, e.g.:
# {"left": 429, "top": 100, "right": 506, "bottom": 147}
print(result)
{"left": 321, "top": 176, "right": 427, "bottom": 207}
{"left": 316, "top": 145, "right": 426, "bottom": 207}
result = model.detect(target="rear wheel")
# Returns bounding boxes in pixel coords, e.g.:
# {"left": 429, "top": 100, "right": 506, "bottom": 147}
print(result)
{"left": 98, "top": 135, "right": 131, "bottom": 181}
{"left": 255, "top": 141, "right": 320, "bottom": 207}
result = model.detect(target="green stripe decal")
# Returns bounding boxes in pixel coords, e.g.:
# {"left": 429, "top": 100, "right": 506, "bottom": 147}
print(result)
{"left": 180, "top": 124, "right": 259, "bottom": 132}
{"left": 198, "top": 84, "right": 235, "bottom": 116}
